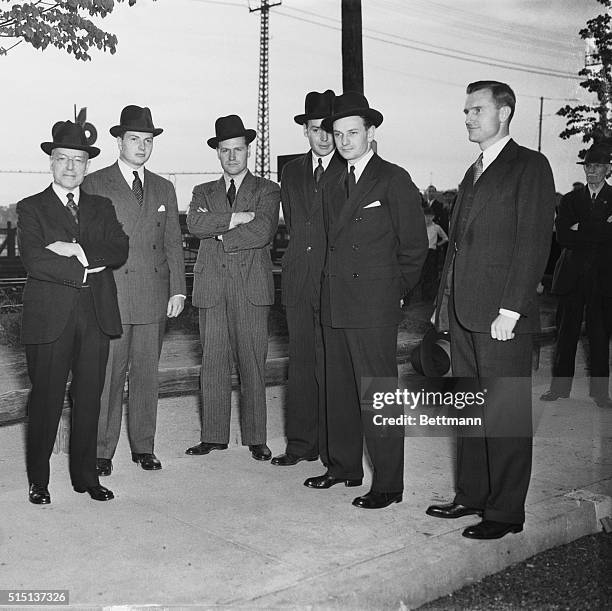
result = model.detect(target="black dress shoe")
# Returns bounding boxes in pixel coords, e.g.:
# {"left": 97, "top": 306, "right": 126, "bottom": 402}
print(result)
{"left": 540, "top": 390, "right": 569, "bottom": 401}
{"left": 271, "top": 452, "right": 318, "bottom": 466}
{"left": 304, "top": 473, "right": 362, "bottom": 489}
{"left": 29, "top": 483, "right": 50, "bottom": 505}
{"left": 249, "top": 444, "right": 272, "bottom": 461}
{"left": 593, "top": 396, "right": 612, "bottom": 408}
{"left": 352, "top": 491, "right": 402, "bottom": 509}
{"left": 131, "top": 453, "right": 162, "bottom": 470}
{"left": 73, "top": 484, "right": 114, "bottom": 501}
{"left": 96, "top": 458, "right": 112, "bottom": 477}
{"left": 462, "top": 519, "right": 523, "bottom": 540}
{"left": 426, "top": 502, "right": 483, "bottom": 519}
{"left": 185, "top": 442, "right": 228, "bottom": 455}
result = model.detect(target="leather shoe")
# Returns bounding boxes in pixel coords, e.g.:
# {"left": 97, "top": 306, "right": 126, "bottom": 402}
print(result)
{"left": 352, "top": 491, "right": 402, "bottom": 509}
{"left": 271, "top": 452, "right": 318, "bottom": 466}
{"left": 131, "top": 453, "right": 162, "bottom": 470}
{"left": 249, "top": 444, "right": 272, "bottom": 461}
{"left": 540, "top": 390, "right": 569, "bottom": 401}
{"left": 73, "top": 484, "right": 114, "bottom": 501}
{"left": 593, "top": 396, "right": 612, "bottom": 408}
{"left": 304, "top": 473, "right": 362, "bottom": 489}
{"left": 29, "top": 483, "right": 50, "bottom": 505}
{"left": 96, "top": 458, "right": 112, "bottom": 477}
{"left": 462, "top": 519, "right": 523, "bottom": 540}
{"left": 426, "top": 502, "right": 483, "bottom": 519}
{"left": 185, "top": 442, "right": 228, "bottom": 455}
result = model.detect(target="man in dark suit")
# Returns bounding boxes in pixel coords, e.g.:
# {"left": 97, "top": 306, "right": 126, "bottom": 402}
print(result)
{"left": 541, "top": 145, "right": 612, "bottom": 408}
{"left": 271, "top": 90, "right": 344, "bottom": 467}
{"left": 17, "top": 120, "right": 129, "bottom": 504}
{"left": 304, "top": 92, "right": 428, "bottom": 509}
{"left": 426, "top": 81, "right": 556, "bottom": 539}
{"left": 83, "top": 106, "right": 186, "bottom": 476}
{"left": 185, "top": 115, "right": 280, "bottom": 461}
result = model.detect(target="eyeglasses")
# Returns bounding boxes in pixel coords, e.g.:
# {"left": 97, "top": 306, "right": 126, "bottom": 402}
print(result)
{"left": 52, "top": 154, "right": 88, "bottom": 167}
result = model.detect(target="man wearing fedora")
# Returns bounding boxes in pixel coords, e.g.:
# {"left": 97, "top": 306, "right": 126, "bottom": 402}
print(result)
{"left": 541, "top": 144, "right": 612, "bottom": 408}
{"left": 185, "top": 115, "right": 280, "bottom": 461}
{"left": 18, "top": 120, "right": 128, "bottom": 504}
{"left": 303, "top": 92, "right": 428, "bottom": 509}
{"left": 426, "top": 81, "right": 555, "bottom": 539}
{"left": 83, "top": 105, "right": 186, "bottom": 476}
{"left": 271, "top": 90, "right": 345, "bottom": 467}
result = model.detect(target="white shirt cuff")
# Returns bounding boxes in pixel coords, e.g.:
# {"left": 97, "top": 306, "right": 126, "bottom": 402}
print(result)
{"left": 499, "top": 308, "right": 520, "bottom": 320}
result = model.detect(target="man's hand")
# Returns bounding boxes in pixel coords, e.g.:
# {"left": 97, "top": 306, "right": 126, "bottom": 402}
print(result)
{"left": 45, "top": 241, "right": 88, "bottom": 267}
{"left": 490, "top": 314, "right": 517, "bottom": 341}
{"left": 167, "top": 295, "right": 185, "bottom": 318}
{"left": 229, "top": 211, "right": 255, "bottom": 229}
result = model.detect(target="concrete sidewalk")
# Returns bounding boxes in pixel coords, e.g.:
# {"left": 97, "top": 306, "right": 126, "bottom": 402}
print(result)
{"left": 0, "top": 342, "right": 610, "bottom": 609}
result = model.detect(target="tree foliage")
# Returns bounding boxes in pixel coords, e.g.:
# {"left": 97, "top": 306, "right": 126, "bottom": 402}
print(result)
{"left": 0, "top": 1, "right": 152, "bottom": 61}
{"left": 557, "top": 0, "right": 612, "bottom": 150}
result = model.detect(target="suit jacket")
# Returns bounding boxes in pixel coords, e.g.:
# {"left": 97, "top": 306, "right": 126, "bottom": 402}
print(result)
{"left": 321, "top": 153, "right": 428, "bottom": 328}
{"left": 82, "top": 162, "right": 186, "bottom": 324}
{"left": 280, "top": 151, "right": 345, "bottom": 306}
{"left": 437, "top": 139, "right": 556, "bottom": 334}
{"left": 187, "top": 171, "right": 280, "bottom": 308}
{"left": 551, "top": 183, "right": 612, "bottom": 296}
{"left": 17, "top": 185, "right": 129, "bottom": 344}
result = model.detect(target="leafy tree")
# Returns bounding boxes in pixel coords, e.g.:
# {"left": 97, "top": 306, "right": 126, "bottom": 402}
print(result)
{"left": 0, "top": 0, "right": 152, "bottom": 61}
{"left": 557, "top": 0, "right": 612, "bottom": 150}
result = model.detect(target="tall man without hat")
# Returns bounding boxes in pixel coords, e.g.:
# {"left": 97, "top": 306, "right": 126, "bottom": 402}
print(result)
{"left": 426, "top": 81, "right": 556, "bottom": 539}
{"left": 84, "top": 106, "right": 186, "bottom": 476}
{"left": 303, "top": 92, "right": 428, "bottom": 509}
{"left": 18, "top": 120, "right": 128, "bottom": 504}
{"left": 541, "top": 144, "right": 612, "bottom": 408}
{"left": 185, "top": 115, "right": 280, "bottom": 461}
{"left": 271, "top": 90, "right": 345, "bottom": 467}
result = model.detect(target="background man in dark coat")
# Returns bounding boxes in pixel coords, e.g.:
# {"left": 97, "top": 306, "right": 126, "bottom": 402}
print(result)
{"left": 304, "top": 92, "right": 428, "bottom": 509}
{"left": 18, "top": 120, "right": 128, "bottom": 504}
{"left": 426, "top": 81, "right": 556, "bottom": 539}
{"left": 272, "top": 90, "right": 344, "bottom": 467}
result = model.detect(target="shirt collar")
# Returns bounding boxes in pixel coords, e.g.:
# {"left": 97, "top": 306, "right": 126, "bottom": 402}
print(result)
{"left": 481, "top": 135, "right": 511, "bottom": 171}
{"left": 347, "top": 147, "right": 374, "bottom": 182}
{"left": 118, "top": 158, "right": 145, "bottom": 187}
{"left": 52, "top": 182, "right": 80, "bottom": 205}
{"left": 223, "top": 168, "right": 248, "bottom": 192}
{"left": 589, "top": 183, "right": 605, "bottom": 199}
{"left": 311, "top": 149, "right": 335, "bottom": 172}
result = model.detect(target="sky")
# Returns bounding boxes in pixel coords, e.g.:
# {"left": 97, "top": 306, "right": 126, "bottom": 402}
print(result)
{"left": 0, "top": 0, "right": 604, "bottom": 208}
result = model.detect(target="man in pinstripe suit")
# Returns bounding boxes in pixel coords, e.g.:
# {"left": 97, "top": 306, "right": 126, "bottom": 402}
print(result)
{"left": 185, "top": 115, "right": 280, "bottom": 461}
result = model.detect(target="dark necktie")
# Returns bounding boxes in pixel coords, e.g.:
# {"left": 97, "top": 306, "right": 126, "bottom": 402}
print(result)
{"left": 346, "top": 165, "right": 356, "bottom": 197}
{"left": 227, "top": 178, "right": 236, "bottom": 207}
{"left": 132, "top": 171, "right": 144, "bottom": 205}
{"left": 472, "top": 153, "right": 484, "bottom": 185}
{"left": 314, "top": 158, "right": 324, "bottom": 184}
{"left": 66, "top": 192, "right": 78, "bottom": 223}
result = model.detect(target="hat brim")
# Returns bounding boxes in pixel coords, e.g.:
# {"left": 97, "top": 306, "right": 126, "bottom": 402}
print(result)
{"left": 411, "top": 327, "right": 451, "bottom": 377}
{"left": 207, "top": 129, "right": 256, "bottom": 149}
{"left": 110, "top": 125, "right": 164, "bottom": 138}
{"left": 293, "top": 112, "right": 330, "bottom": 125}
{"left": 41, "top": 142, "right": 100, "bottom": 159}
{"left": 321, "top": 107, "right": 384, "bottom": 132}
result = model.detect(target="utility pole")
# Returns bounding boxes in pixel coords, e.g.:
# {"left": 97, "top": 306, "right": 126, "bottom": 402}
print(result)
{"left": 538, "top": 96, "right": 543, "bottom": 152}
{"left": 249, "top": 0, "right": 281, "bottom": 179}
{"left": 341, "top": 0, "right": 363, "bottom": 93}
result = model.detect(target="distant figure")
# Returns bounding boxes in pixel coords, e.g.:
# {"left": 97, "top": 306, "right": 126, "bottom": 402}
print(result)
{"left": 419, "top": 207, "right": 448, "bottom": 302}
{"left": 18, "top": 120, "right": 128, "bottom": 504}
{"left": 424, "top": 184, "right": 449, "bottom": 234}
{"left": 541, "top": 145, "right": 612, "bottom": 408}
{"left": 185, "top": 115, "right": 280, "bottom": 460}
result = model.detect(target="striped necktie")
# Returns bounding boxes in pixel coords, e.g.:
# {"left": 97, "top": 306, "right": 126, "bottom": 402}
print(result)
{"left": 66, "top": 192, "right": 78, "bottom": 223}
{"left": 132, "top": 171, "right": 144, "bottom": 205}
{"left": 472, "top": 153, "right": 484, "bottom": 184}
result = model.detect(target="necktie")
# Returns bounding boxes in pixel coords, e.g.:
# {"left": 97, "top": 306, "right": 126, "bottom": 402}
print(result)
{"left": 66, "top": 192, "right": 78, "bottom": 223}
{"left": 472, "top": 153, "right": 484, "bottom": 184}
{"left": 346, "top": 165, "right": 356, "bottom": 197}
{"left": 132, "top": 171, "right": 144, "bottom": 205}
{"left": 227, "top": 178, "right": 236, "bottom": 207}
{"left": 314, "top": 158, "right": 324, "bottom": 184}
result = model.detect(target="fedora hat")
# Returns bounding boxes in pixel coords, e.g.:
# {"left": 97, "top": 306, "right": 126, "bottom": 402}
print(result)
{"left": 321, "top": 91, "right": 384, "bottom": 132}
{"left": 410, "top": 326, "right": 451, "bottom": 377}
{"left": 110, "top": 105, "right": 163, "bottom": 137}
{"left": 207, "top": 115, "right": 256, "bottom": 149}
{"left": 41, "top": 120, "right": 100, "bottom": 158}
{"left": 577, "top": 144, "right": 611, "bottom": 165}
{"left": 293, "top": 89, "right": 335, "bottom": 125}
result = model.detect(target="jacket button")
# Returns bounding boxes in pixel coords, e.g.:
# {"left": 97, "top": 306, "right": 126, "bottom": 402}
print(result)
{"left": 354, "top": 217, "right": 363, "bottom": 222}
{"left": 72, "top": 238, "right": 77, "bottom": 243}
{"left": 153, "top": 245, "right": 156, "bottom": 250}
{"left": 352, "top": 273, "right": 359, "bottom": 278}
{"left": 306, "top": 221, "right": 311, "bottom": 225}
{"left": 330, "top": 246, "right": 335, "bottom": 251}
{"left": 125, "top": 270, "right": 128, "bottom": 274}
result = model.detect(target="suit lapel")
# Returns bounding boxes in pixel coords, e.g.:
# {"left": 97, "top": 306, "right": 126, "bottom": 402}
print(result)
{"left": 45, "top": 185, "right": 79, "bottom": 235}
{"left": 108, "top": 162, "right": 141, "bottom": 232}
{"left": 234, "top": 171, "right": 256, "bottom": 212}
{"left": 300, "top": 153, "right": 316, "bottom": 216}
{"left": 210, "top": 176, "right": 228, "bottom": 212}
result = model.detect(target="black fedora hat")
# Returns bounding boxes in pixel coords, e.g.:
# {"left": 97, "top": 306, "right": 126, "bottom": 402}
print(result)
{"left": 41, "top": 120, "right": 100, "bottom": 158}
{"left": 410, "top": 326, "right": 451, "bottom": 377}
{"left": 293, "top": 89, "right": 335, "bottom": 125}
{"left": 207, "top": 115, "right": 256, "bottom": 149}
{"left": 577, "top": 144, "right": 611, "bottom": 165}
{"left": 110, "top": 105, "right": 163, "bottom": 137}
{"left": 321, "top": 91, "right": 384, "bottom": 132}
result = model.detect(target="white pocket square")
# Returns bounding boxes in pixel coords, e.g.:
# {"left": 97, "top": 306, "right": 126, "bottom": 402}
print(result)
{"left": 363, "top": 200, "right": 381, "bottom": 208}
{"left": 157, "top": 205, "right": 166, "bottom": 212}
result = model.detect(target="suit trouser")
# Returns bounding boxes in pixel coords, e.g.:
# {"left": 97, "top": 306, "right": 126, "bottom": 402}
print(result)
{"left": 97, "top": 321, "right": 165, "bottom": 458}
{"left": 26, "top": 287, "right": 108, "bottom": 488}
{"left": 285, "top": 298, "right": 327, "bottom": 463}
{"left": 198, "top": 272, "right": 269, "bottom": 445}
{"left": 323, "top": 325, "right": 404, "bottom": 493}
{"left": 449, "top": 295, "right": 532, "bottom": 524}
